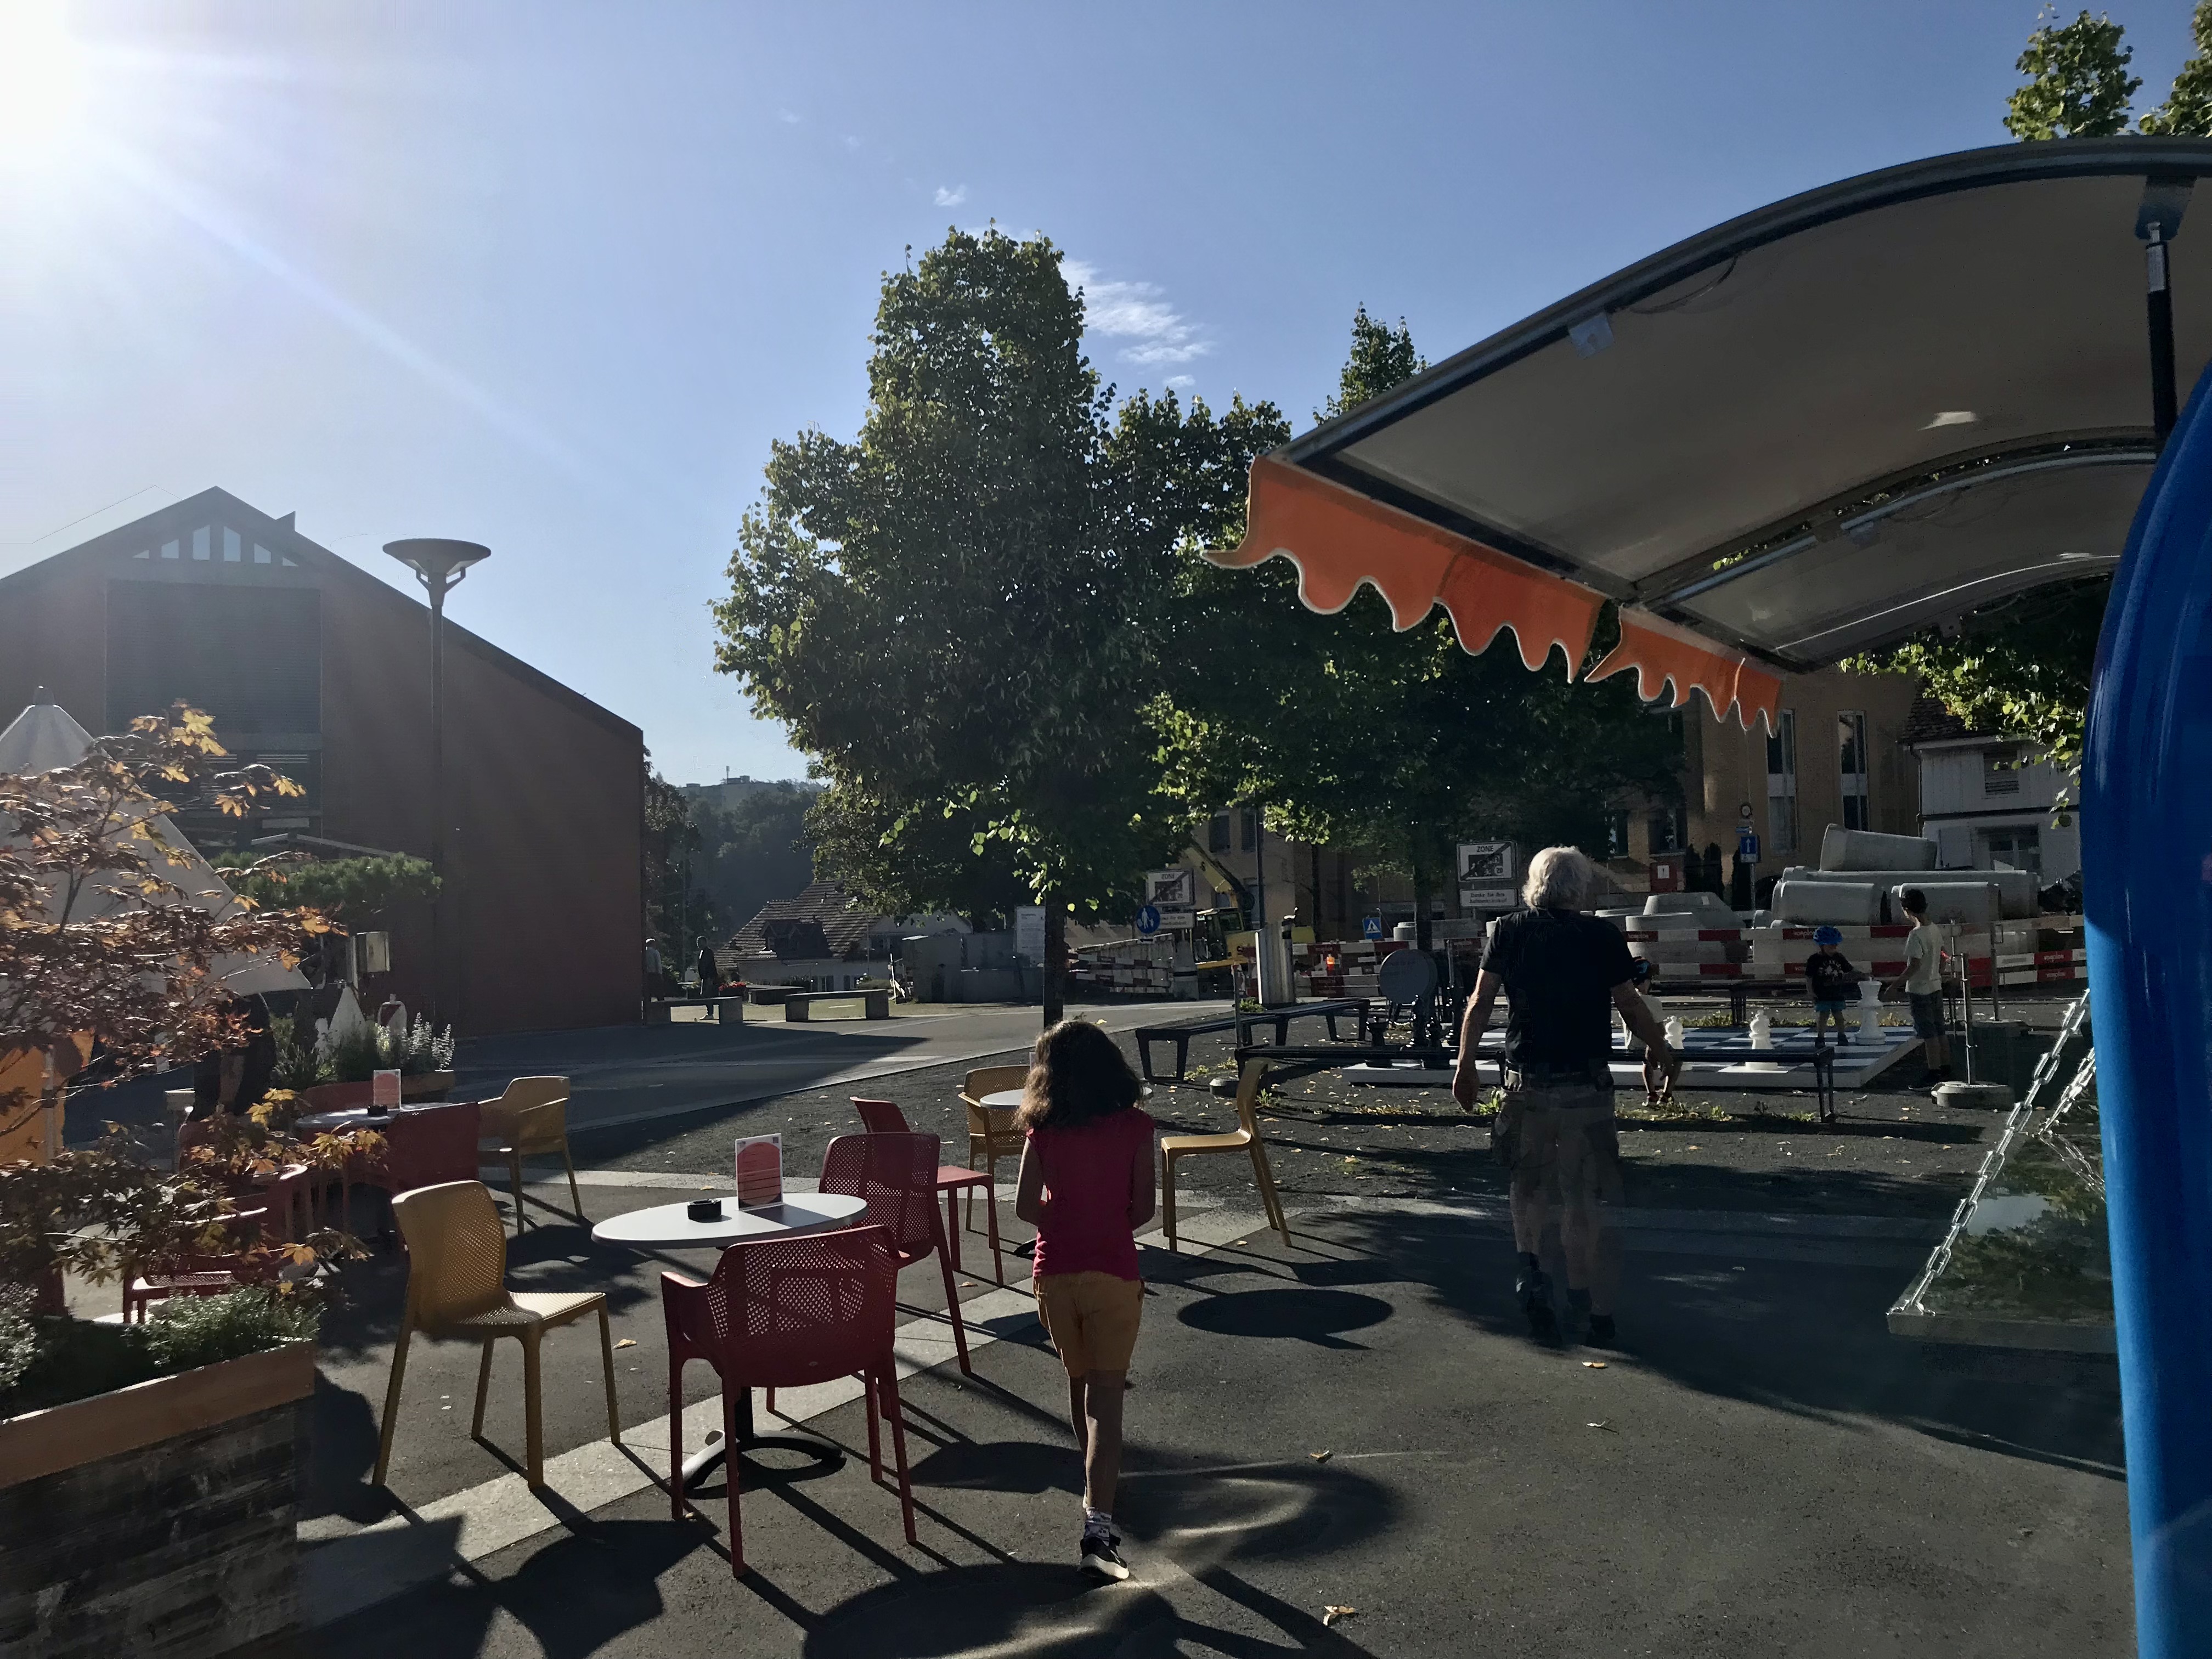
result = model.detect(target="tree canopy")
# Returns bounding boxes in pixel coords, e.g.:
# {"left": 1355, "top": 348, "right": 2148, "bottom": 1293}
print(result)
{"left": 714, "top": 229, "right": 1279, "bottom": 1019}
{"left": 2004, "top": 9, "right": 2140, "bottom": 139}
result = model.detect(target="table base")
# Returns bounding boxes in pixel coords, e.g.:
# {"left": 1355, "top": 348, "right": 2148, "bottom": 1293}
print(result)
{"left": 679, "top": 1391, "right": 842, "bottom": 1493}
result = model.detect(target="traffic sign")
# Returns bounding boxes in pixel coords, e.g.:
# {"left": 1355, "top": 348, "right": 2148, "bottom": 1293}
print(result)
{"left": 1736, "top": 830, "right": 1760, "bottom": 862}
{"left": 1136, "top": 904, "right": 1161, "bottom": 936}
{"left": 1362, "top": 916, "right": 1384, "bottom": 940}
{"left": 1457, "top": 841, "right": 1515, "bottom": 883}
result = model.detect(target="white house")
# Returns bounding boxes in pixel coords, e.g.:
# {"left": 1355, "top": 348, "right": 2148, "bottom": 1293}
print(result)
{"left": 1905, "top": 697, "right": 2078, "bottom": 882}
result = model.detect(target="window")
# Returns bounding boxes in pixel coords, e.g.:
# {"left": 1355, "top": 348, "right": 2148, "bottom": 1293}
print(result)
{"left": 1604, "top": 810, "right": 1630, "bottom": 859}
{"left": 1983, "top": 748, "right": 2021, "bottom": 795}
{"left": 1239, "top": 808, "right": 1257, "bottom": 852}
{"left": 1980, "top": 825, "right": 2041, "bottom": 876}
{"left": 1837, "top": 711, "right": 1870, "bottom": 831}
{"left": 1208, "top": 814, "right": 1230, "bottom": 854}
{"left": 1765, "top": 708, "right": 1798, "bottom": 854}
{"left": 1647, "top": 806, "right": 1688, "bottom": 855}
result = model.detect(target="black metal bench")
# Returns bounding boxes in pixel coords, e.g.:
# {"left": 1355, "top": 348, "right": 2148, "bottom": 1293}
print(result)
{"left": 1134, "top": 1014, "right": 1242, "bottom": 1085}
{"left": 1138, "top": 1001, "right": 1375, "bottom": 1085}
{"left": 1234, "top": 998, "right": 1374, "bottom": 1047}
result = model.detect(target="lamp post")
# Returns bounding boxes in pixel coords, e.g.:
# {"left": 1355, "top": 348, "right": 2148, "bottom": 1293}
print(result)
{"left": 383, "top": 538, "right": 490, "bottom": 1016}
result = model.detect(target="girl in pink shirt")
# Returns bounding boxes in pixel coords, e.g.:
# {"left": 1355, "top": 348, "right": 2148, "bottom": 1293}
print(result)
{"left": 1013, "top": 1018, "right": 1156, "bottom": 1581}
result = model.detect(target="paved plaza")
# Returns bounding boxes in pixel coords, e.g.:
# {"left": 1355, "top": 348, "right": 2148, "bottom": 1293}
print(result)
{"left": 253, "top": 1003, "right": 2129, "bottom": 1657}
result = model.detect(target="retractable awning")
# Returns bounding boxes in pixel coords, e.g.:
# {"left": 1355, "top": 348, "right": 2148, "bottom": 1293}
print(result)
{"left": 1211, "top": 137, "right": 2212, "bottom": 727}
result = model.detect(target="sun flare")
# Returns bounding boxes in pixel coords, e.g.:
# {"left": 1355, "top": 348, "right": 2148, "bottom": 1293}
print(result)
{"left": 0, "top": 5, "right": 93, "bottom": 162}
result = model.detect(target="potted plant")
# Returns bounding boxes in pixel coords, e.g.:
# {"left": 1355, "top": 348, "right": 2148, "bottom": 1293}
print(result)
{"left": 0, "top": 708, "right": 371, "bottom": 1659}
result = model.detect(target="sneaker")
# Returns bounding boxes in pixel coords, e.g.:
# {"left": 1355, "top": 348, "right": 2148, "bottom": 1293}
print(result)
{"left": 1080, "top": 1530, "right": 1130, "bottom": 1581}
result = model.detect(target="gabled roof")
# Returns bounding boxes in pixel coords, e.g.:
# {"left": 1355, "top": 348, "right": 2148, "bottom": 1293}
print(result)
{"left": 1901, "top": 695, "right": 1974, "bottom": 746}
{"left": 0, "top": 488, "right": 640, "bottom": 743}
{"left": 727, "top": 881, "right": 879, "bottom": 960}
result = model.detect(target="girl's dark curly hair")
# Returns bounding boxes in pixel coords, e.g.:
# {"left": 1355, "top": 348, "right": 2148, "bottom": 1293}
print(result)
{"left": 1014, "top": 1018, "right": 1144, "bottom": 1132}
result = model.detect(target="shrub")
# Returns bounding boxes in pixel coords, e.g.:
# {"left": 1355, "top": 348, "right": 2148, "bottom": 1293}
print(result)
{"left": 138, "top": 1286, "right": 320, "bottom": 1375}
{"left": 0, "top": 1285, "right": 35, "bottom": 1397}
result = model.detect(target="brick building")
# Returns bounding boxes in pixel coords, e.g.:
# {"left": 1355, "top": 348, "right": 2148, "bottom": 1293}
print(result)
{"left": 0, "top": 488, "right": 644, "bottom": 1034}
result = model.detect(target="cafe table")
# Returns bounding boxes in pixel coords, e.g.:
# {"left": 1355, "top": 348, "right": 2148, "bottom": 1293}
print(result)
{"left": 591, "top": 1190, "right": 869, "bottom": 1487}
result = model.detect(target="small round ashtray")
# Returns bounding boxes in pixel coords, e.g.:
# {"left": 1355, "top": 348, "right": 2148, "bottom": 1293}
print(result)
{"left": 686, "top": 1198, "right": 724, "bottom": 1222}
{"left": 364, "top": 1105, "right": 391, "bottom": 1120}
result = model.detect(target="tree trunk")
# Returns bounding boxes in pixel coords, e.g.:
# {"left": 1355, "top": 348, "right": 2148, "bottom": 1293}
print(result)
{"left": 1042, "top": 895, "right": 1065, "bottom": 1028}
{"left": 1413, "top": 850, "right": 1434, "bottom": 953}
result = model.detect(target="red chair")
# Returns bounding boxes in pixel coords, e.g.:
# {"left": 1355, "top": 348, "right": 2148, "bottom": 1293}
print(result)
{"left": 123, "top": 1203, "right": 276, "bottom": 1322}
{"left": 851, "top": 1097, "right": 1003, "bottom": 1285}
{"left": 358, "top": 1103, "right": 483, "bottom": 1242}
{"left": 661, "top": 1224, "right": 916, "bottom": 1575}
{"left": 818, "top": 1131, "right": 973, "bottom": 1374}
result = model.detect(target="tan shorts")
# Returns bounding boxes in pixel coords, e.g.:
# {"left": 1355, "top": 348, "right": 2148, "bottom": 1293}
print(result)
{"left": 1497, "top": 1082, "right": 1623, "bottom": 1210}
{"left": 1035, "top": 1271, "right": 1142, "bottom": 1376}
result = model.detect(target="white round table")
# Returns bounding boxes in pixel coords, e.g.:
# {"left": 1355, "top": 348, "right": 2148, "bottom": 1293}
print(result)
{"left": 295, "top": 1103, "right": 448, "bottom": 1134}
{"left": 590, "top": 1192, "right": 867, "bottom": 1249}
{"left": 591, "top": 1189, "right": 870, "bottom": 1485}
{"left": 979, "top": 1086, "right": 1149, "bottom": 1111}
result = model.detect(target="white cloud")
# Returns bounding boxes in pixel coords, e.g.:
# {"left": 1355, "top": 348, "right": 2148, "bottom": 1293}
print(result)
{"left": 934, "top": 184, "right": 968, "bottom": 206}
{"left": 777, "top": 109, "right": 801, "bottom": 125}
{"left": 1165, "top": 374, "right": 1195, "bottom": 390}
{"left": 1063, "top": 259, "right": 1212, "bottom": 366}
{"left": 843, "top": 134, "right": 861, "bottom": 151}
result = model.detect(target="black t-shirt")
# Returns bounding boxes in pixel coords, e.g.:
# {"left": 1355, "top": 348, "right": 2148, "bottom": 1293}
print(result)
{"left": 1480, "top": 907, "right": 1637, "bottom": 1066}
{"left": 1803, "top": 950, "right": 1859, "bottom": 1002}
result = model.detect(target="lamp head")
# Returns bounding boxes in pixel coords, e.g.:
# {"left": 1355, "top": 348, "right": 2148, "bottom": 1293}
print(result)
{"left": 383, "top": 538, "right": 491, "bottom": 594}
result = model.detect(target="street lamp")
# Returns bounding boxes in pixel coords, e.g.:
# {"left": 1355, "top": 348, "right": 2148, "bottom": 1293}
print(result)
{"left": 383, "top": 538, "right": 490, "bottom": 1015}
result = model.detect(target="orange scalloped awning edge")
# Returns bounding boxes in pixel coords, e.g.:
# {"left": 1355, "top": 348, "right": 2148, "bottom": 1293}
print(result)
{"left": 1585, "top": 609, "right": 1781, "bottom": 733}
{"left": 1209, "top": 456, "right": 1782, "bottom": 730}
{"left": 1207, "top": 455, "right": 1605, "bottom": 675}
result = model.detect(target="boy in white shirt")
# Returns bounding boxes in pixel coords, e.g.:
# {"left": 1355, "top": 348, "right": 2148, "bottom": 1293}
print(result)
{"left": 1888, "top": 888, "right": 1949, "bottom": 1079}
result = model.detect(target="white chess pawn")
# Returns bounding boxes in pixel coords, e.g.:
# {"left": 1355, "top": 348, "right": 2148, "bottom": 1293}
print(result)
{"left": 1856, "top": 979, "right": 1886, "bottom": 1046}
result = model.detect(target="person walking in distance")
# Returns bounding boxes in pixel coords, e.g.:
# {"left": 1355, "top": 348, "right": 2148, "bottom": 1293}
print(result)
{"left": 1889, "top": 887, "right": 1951, "bottom": 1079}
{"left": 1452, "top": 847, "right": 1674, "bottom": 1344}
{"left": 1013, "top": 1019, "right": 1157, "bottom": 1581}
{"left": 696, "top": 941, "right": 720, "bottom": 1000}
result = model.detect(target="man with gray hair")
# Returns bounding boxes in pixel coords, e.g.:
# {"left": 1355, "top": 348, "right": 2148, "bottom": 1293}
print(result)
{"left": 1452, "top": 845, "right": 1674, "bottom": 1344}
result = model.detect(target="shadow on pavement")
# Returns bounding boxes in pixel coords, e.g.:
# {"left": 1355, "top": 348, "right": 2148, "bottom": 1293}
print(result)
{"left": 1303, "top": 1209, "right": 2123, "bottom": 1478}
{"left": 1176, "top": 1288, "right": 1392, "bottom": 1349}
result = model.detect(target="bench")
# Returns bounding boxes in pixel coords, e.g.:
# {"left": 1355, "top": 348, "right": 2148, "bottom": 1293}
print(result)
{"left": 1134, "top": 1014, "right": 1241, "bottom": 1085}
{"left": 647, "top": 996, "right": 744, "bottom": 1025}
{"left": 1137, "top": 1001, "right": 1374, "bottom": 1085}
{"left": 1235, "top": 998, "right": 1373, "bottom": 1048}
{"left": 783, "top": 989, "right": 891, "bottom": 1022}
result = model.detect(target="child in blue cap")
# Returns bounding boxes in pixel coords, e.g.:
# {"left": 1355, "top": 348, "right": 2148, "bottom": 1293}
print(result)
{"left": 1804, "top": 926, "right": 1859, "bottom": 1042}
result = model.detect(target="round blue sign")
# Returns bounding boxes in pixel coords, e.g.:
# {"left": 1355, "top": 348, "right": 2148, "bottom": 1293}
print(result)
{"left": 1136, "top": 904, "right": 1161, "bottom": 936}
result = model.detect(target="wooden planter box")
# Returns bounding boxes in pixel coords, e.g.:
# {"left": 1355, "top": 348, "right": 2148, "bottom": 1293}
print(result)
{"left": 0, "top": 1342, "right": 315, "bottom": 1659}
{"left": 399, "top": 1070, "right": 453, "bottom": 1102}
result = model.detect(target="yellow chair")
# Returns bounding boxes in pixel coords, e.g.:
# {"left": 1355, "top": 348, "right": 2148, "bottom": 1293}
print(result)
{"left": 1161, "top": 1059, "right": 1290, "bottom": 1252}
{"left": 958, "top": 1065, "right": 1029, "bottom": 1227}
{"left": 374, "top": 1180, "right": 621, "bottom": 1489}
{"left": 479, "top": 1076, "right": 582, "bottom": 1232}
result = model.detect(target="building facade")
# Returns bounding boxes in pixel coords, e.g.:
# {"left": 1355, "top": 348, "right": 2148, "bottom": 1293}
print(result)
{"left": 1904, "top": 698, "right": 2079, "bottom": 881}
{"left": 0, "top": 489, "right": 644, "bottom": 1034}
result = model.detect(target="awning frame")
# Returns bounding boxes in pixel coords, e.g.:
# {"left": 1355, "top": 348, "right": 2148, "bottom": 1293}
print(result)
{"left": 1276, "top": 138, "right": 2212, "bottom": 662}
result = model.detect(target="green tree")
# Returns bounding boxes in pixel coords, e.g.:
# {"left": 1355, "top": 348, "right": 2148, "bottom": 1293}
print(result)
{"left": 804, "top": 783, "right": 1030, "bottom": 929}
{"left": 2005, "top": 9, "right": 2140, "bottom": 139}
{"left": 2141, "top": 1, "right": 2212, "bottom": 133}
{"left": 1318, "top": 306, "right": 1425, "bottom": 420}
{"left": 642, "top": 766, "right": 708, "bottom": 968}
{"left": 692, "top": 785, "right": 820, "bottom": 939}
{"left": 715, "top": 229, "right": 1276, "bottom": 1023}
{"left": 215, "top": 853, "right": 439, "bottom": 926}
{"left": 1162, "top": 312, "right": 1681, "bottom": 950}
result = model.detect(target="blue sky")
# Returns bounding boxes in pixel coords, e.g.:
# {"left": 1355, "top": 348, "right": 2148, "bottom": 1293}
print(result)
{"left": 3, "top": 2, "right": 2200, "bottom": 784}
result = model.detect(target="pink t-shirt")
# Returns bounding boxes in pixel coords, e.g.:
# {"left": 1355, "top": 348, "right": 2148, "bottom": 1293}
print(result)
{"left": 1027, "top": 1106, "right": 1156, "bottom": 1281}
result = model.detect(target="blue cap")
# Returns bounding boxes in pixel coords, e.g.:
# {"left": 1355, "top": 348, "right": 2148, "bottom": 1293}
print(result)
{"left": 1813, "top": 926, "right": 1843, "bottom": 945}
